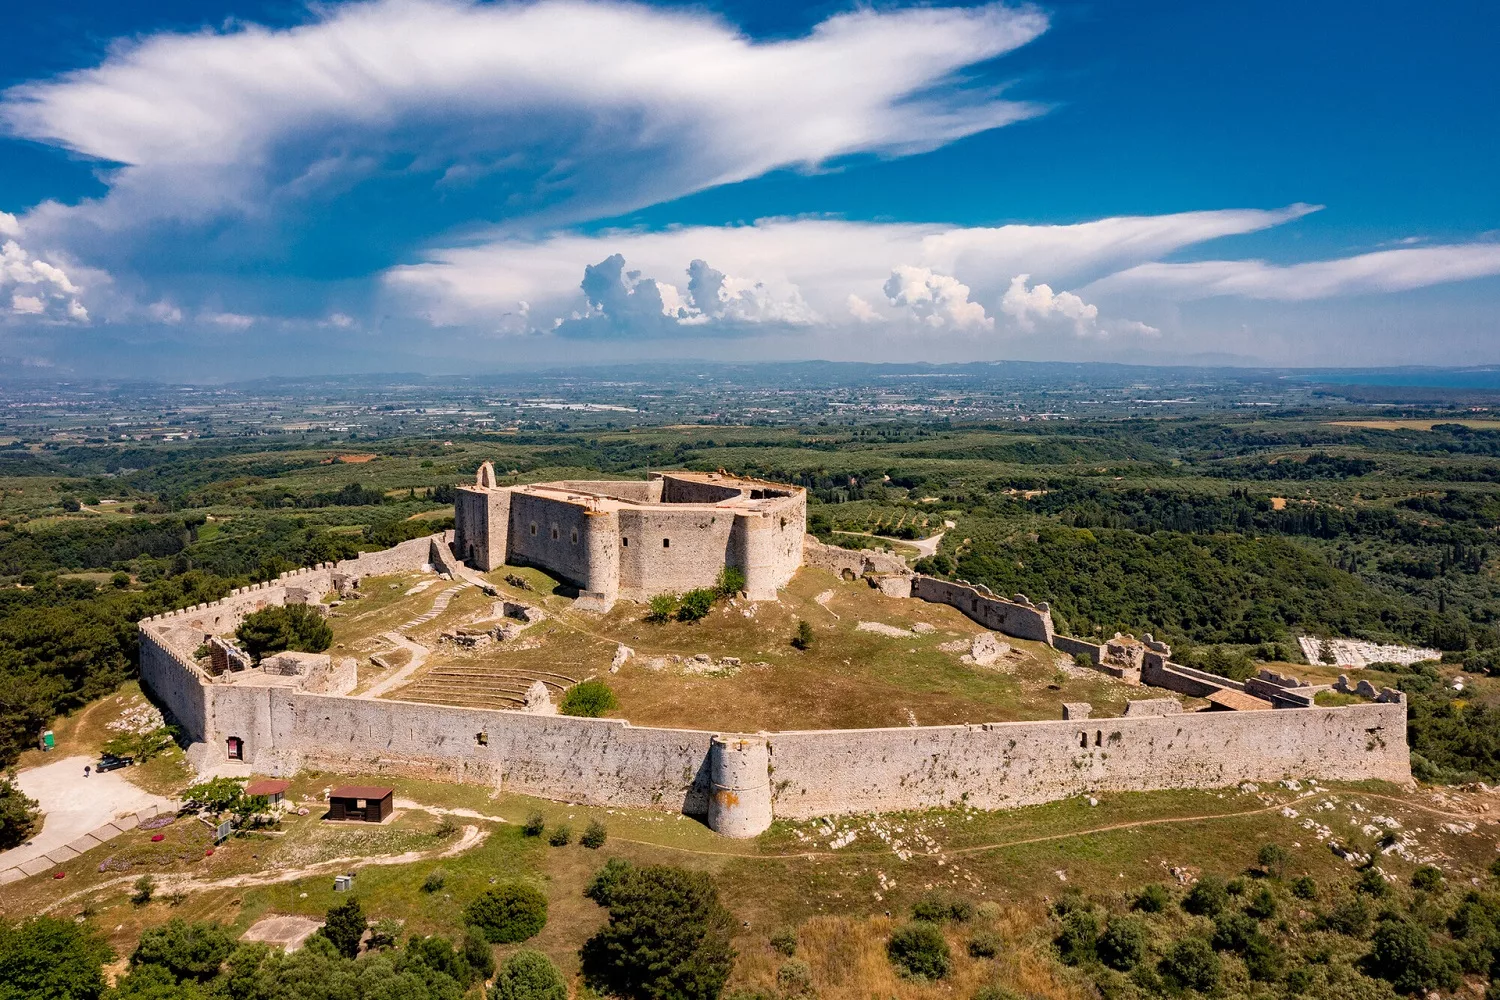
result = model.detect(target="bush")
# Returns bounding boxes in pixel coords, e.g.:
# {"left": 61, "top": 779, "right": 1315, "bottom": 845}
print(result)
{"left": 561, "top": 679, "right": 617, "bottom": 717}
{"left": 1257, "top": 843, "right": 1289, "bottom": 879}
{"left": 1054, "top": 910, "right": 1098, "bottom": 966}
{"left": 367, "top": 918, "right": 402, "bottom": 951}
{"left": 521, "top": 811, "right": 545, "bottom": 837}
{"left": 912, "top": 892, "right": 973, "bottom": 923}
{"left": 490, "top": 949, "right": 567, "bottom": 1000}
{"left": 645, "top": 594, "right": 677, "bottom": 623}
{"left": 1158, "top": 937, "right": 1220, "bottom": 992}
{"left": 1073, "top": 652, "right": 1094, "bottom": 669}
{"left": 1323, "top": 897, "right": 1372, "bottom": 937}
{"left": 1245, "top": 885, "right": 1278, "bottom": 920}
{"left": 967, "top": 930, "right": 1001, "bottom": 959}
{"left": 1096, "top": 918, "right": 1146, "bottom": 971}
{"left": 716, "top": 567, "right": 746, "bottom": 598}
{"left": 465, "top": 884, "right": 549, "bottom": 944}
{"left": 320, "top": 897, "right": 366, "bottom": 959}
{"left": 581, "top": 863, "right": 736, "bottom": 1000}
{"left": 1243, "top": 935, "right": 1284, "bottom": 982}
{"left": 1183, "top": 875, "right": 1229, "bottom": 916}
{"left": 677, "top": 589, "right": 716, "bottom": 622}
{"left": 235, "top": 603, "right": 332, "bottom": 662}
{"left": 1291, "top": 876, "right": 1318, "bottom": 900}
{"left": 581, "top": 819, "right": 608, "bottom": 849}
{"left": 547, "top": 825, "right": 571, "bottom": 847}
{"left": 1211, "top": 912, "right": 1259, "bottom": 953}
{"left": 1133, "top": 883, "right": 1170, "bottom": 913}
{"left": 791, "top": 620, "right": 814, "bottom": 650}
{"left": 1357, "top": 868, "right": 1391, "bottom": 898}
{"left": 464, "top": 929, "right": 495, "bottom": 982}
{"left": 422, "top": 868, "right": 447, "bottom": 893}
{"left": 1412, "top": 865, "right": 1444, "bottom": 892}
{"left": 770, "top": 927, "right": 797, "bottom": 957}
{"left": 131, "top": 875, "right": 155, "bottom": 906}
{"left": 0, "top": 916, "right": 112, "bottom": 1000}
{"left": 886, "top": 922, "right": 951, "bottom": 980}
{"left": 1366, "top": 919, "right": 1460, "bottom": 994}
{"left": 776, "top": 958, "right": 813, "bottom": 996}
{"left": 131, "top": 919, "right": 235, "bottom": 981}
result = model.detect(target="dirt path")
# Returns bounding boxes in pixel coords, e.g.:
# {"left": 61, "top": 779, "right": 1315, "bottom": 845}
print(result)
{"left": 43, "top": 825, "right": 486, "bottom": 914}
{"left": 360, "top": 632, "right": 430, "bottom": 699}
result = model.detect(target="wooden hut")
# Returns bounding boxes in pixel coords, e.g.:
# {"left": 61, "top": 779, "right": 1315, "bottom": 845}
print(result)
{"left": 327, "top": 785, "right": 394, "bottom": 823}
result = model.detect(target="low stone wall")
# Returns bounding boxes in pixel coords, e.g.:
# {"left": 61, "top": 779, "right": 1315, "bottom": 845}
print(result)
{"left": 802, "top": 536, "right": 909, "bottom": 578}
{"left": 910, "top": 577, "right": 1055, "bottom": 644}
{"left": 1052, "top": 634, "right": 1105, "bottom": 663}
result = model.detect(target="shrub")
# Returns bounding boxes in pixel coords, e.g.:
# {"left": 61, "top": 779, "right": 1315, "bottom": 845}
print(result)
{"left": 465, "top": 884, "right": 549, "bottom": 944}
{"left": 490, "top": 949, "right": 567, "bottom": 1000}
{"left": 886, "top": 922, "right": 951, "bottom": 980}
{"left": 581, "top": 819, "right": 608, "bottom": 849}
{"left": 645, "top": 594, "right": 677, "bottom": 623}
{"left": 1243, "top": 935, "right": 1283, "bottom": 982}
{"left": 1366, "top": 919, "right": 1460, "bottom": 994}
{"left": 1134, "top": 883, "right": 1170, "bottom": 913}
{"left": 1159, "top": 937, "right": 1220, "bottom": 992}
{"left": 581, "top": 863, "right": 736, "bottom": 1000}
{"left": 1212, "top": 912, "right": 1259, "bottom": 953}
{"left": 677, "top": 589, "right": 716, "bottom": 622}
{"left": 131, "top": 919, "right": 235, "bottom": 981}
{"left": 1055, "top": 910, "right": 1098, "bottom": 966}
{"left": 0, "top": 917, "right": 112, "bottom": 1000}
{"left": 776, "top": 958, "right": 813, "bottom": 996}
{"left": 971, "top": 988, "right": 1022, "bottom": 1000}
{"left": 235, "top": 603, "right": 333, "bottom": 662}
{"left": 561, "top": 679, "right": 617, "bottom": 717}
{"left": 1412, "top": 865, "right": 1444, "bottom": 892}
{"left": 716, "top": 567, "right": 747, "bottom": 598}
{"left": 1245, "top": 885, "right": 1278, "bottom": 920}
{"left": 464, "top": 929, "right": 495, "bottom": 982}
{"left": 770, "top": 927, "right": 798, "bottom": 957}
{"left": 1291, "top": 876, "right": 1318, "bottom": 900}
{"left": 521, "top": 811, "right": 546, "bottom": 837}
{"left": 1323, "top": 897, "right": 1372, "bottom": 937}
{"left": 367, "top": 918, "right": 402, "bottom": 951}
{"left": 967, "top": 930, "right": 1001, "bottom": 959}
{"left": 547, "top": 825, "right": 571, "bottom": 847}
{"left": 1357, "top": 868, "right": 1391, "bottom": 897}
{"left": 320, "top": 897, "right": 366, "bottom": 959}
{"left": 1183, "top": 875, "right": 1229, "bottom": 916}
{"left": 912, "top": 892, "right": 973, "bottom": 923}
{"left": 1073, "top": 652, "right": 1094, "bottom": 669}
{"left": 1257, "top": 843, "right": 1289, "bottom": 879}
{"left": 791, "top": 620, "right": 815, "bottom": 650}
{"left": 1096, "top": 918, "right": 1146, "bottom": 971}
{"left": 131, "top": 875, "right": 155, "bottom": 906}
{"left": 422, "top": 868, "right": 447, "bottom": 893}
{"left": 1226, "top": 877, "right": 1247, "bottom": 896}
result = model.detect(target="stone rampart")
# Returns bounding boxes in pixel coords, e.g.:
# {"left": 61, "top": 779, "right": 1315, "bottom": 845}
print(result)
{"left": 802, "top": 535, "right": 909, "bottom": 578}
{"left": 910, "top": 577, "right": 1055, "bottom": 644}
{"left": 1051, "top": 634, "right": 1105, "bottom": 663}
{"left": 766, "top": 702, "right": 1409, "bottom": 818}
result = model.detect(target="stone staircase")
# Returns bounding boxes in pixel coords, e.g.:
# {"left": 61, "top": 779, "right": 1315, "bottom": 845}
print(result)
{"left": 398, "top": 583, "right": 469, "bottom": 633}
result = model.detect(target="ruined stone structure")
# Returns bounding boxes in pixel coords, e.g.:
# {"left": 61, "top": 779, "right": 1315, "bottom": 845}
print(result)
{"left": 138, "top": 529, "right": 1412, "bottom": 838}
{"left": 453, "top": 467, "right": 806, "bottom": 609}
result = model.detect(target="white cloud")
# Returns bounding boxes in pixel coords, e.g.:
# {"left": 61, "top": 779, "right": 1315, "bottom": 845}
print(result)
{"left": 1, "top": 237, "right": 90, "bottom": 323}
{"left": 0, "top": 211, "right": 20, "bottom": 239}
{"left": 1000, "top": 273, "right": 1098, "bottom": 333}
{"left": 4, "top": 0, "right": 1047, "bottom": 241}
{"left": 204, "top": 311, "right": 256, "bottom": 330}
{"left": 847, "top": 294, "right": 883, "bottom": 323}
{"left": 883, "top": 265, "right": 992, "bottom": 331}
{"left": 1091, "top": 244, "right": 1500, "bottom": 301}
{"left": 387, "top": 207, "right": 1311, "bottom": 329}
{"left": 148, "top": 300, "right": 183, "bottom": 324}
{"left": 683, "top": 259, "right": 818, "bottom": 326}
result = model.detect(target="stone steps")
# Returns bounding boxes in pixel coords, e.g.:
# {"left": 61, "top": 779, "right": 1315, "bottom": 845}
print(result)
{"left": 398, "top": 583, "right": 469, "bottom": 632}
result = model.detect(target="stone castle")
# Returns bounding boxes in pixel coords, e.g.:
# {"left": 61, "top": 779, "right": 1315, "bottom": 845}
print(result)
{"left": 454, "top": 466, "right": 806, "bottom": 608}
{"left": 137, "top": 468, "right": 1412, "bottom": 839}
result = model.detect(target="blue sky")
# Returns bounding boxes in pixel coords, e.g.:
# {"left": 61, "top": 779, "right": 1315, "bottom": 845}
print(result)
{"left": 0, "top": 0, "right": 1496, "bottom": 378}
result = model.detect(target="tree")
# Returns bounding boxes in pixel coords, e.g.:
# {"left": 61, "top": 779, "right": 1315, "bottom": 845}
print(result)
{"left": 490, "top": 950, "right": 568, "bottom": 1000}
{"left": 581, "top": 819, "right": 608, "bottom": 849}
{"left": 465, "top": 884, "right": 548, "bottom": 944}
{"left": 886, "top": 922, "right": 951, "bottom": 980}
{"left": 1366, "top": 920, "right": 1460, "bottom": 994}
{"left": 1257, "top": 843, "right": 1289, "bottom": 879}
{"left": 791, "top": 620, "right": 815, "bottom": 651}
{"left": 1096, "top": 918, "right": 1146, "bottom": 971}
{"left": 0, "top": 771, "right": 39, "bottom": 850}
{"left": 0, "top": 916, "right": 113, "bottom": 1000}
{"left": 180, "top": 777, "right": 247, "bottom": 815}
{"left": 676, "top": 589, "right": 716, "bottom": 623}
{"left": 320, "top": 897, "right": 367, "bottom": 959}
{"left": 130, "top": 919, "right": 235, "bottom": 982}
{"left": 235, "top": 603, "right": 333, "bottom": 662}
{"left": 1054, "top": 911, "right": 1097, "bottom": 966}
{"left": 1158, "top": 937, "right": 1219, "bottom": 992}
{"left": 581, "top": 863, "right": 736, "bottom": 1000}
{"left": 560, "top": 679, "right": 617, "bottom": 718}
{"left": 1182, "top": 875, "right": 1228, "bottom": 916}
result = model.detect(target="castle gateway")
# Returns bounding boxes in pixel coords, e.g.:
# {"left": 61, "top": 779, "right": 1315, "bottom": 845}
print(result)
{"left": 453, "top": 466, "right": 806, "bottom": 609}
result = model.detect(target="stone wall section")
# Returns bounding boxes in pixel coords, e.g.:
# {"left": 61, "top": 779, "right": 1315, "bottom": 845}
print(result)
{"left": 910, "top": 577, "right": 1056, "bottom": 644}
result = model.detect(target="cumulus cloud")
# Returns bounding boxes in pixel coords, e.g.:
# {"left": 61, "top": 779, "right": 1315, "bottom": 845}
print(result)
{"left": 1091, "top": 244, "right": 1500, "bottom": 301}
{"left": 847, "top": 294, "right": 884, "bottom": 323}
{"left": 203, "top": 311, "right": 256, "bottom": 330}
{"left": 1000, "top": 274, "right": 1098, "bottom": 333}
{"left": 387, "top": 207, "right": 1311, "bottom": 329}
{"left": 1, "top": 237, "right": 89, "bottom": 323}
{"left": 883, "top": 265, "right": 992, "bottom": 331}
{"left": 683, "top": 259, "right": 817, "bottom": 326}
{"left": 3, "top": 0, "right": 1047, "bottom": 255}
{"left": 555, "top": 254, "right": 677, "bottom": 338}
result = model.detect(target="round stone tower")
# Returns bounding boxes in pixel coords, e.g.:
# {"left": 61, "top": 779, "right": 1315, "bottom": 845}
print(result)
{"left": 707, "top": 734, "right": 772, "bottom": 838}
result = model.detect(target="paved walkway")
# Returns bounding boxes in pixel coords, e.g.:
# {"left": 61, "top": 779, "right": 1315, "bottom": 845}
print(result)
{"left": 0, "top": 756, "right": 174, "bottom": 882}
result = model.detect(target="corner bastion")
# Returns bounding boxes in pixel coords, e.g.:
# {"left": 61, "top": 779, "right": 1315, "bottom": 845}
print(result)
{"left": 139, "top": 514, "right": 1411, "bottom": 839}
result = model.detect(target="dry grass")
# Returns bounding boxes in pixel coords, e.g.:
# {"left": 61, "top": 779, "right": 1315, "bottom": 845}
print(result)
{"left": 1326, "top": 418, "right": 1500, "bottom": 431}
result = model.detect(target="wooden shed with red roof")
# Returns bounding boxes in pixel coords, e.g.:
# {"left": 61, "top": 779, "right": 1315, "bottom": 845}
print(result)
{"left": 244, "top": 778, "right": 291, "bottom": 807}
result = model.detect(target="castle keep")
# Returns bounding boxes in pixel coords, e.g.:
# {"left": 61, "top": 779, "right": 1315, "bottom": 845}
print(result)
{"left": 454, "top": 466, "right": 806, "bottom": 608}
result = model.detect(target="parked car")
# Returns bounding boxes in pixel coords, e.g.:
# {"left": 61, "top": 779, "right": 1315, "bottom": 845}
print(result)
{"left": 97, "top": 753, "right": 134, "bottom": 772}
